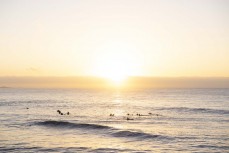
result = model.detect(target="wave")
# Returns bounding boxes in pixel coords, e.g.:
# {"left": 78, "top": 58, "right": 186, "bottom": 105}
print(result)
{"left": 155, "top": 107, "right": 229, "bottom": 115}
{"left": 0, "top": 146, "right": 138, "bottom": 153}
{"left": 0, "top": 146, "right": 91, "bottom": 153}
{"left": 112, "top": 130, "right": 163, "bottom": 139}
{"left": 34, "top": 120, "right": 171, "bottom": 140}
{"left": 195, "top": 144, "right": 229, "bottom": 150}
{"left": 35, "top": 120, "right": 111, "bottom": 130}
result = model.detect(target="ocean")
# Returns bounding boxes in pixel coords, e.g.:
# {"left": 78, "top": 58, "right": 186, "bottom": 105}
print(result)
{"left": 0, "top": 88, "right": 228, "bottom": 153}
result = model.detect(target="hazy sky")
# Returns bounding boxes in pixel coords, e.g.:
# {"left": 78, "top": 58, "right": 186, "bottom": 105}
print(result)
{"left": 0, "top": 0, "right": 229, "bottom": 77}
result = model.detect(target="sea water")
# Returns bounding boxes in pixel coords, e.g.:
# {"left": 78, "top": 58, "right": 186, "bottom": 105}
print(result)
{"left": 0, "top": 88, "right": 228, "bottom": 152}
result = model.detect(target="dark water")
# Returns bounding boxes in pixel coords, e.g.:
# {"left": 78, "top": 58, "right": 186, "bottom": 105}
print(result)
{"left": 0, "top": 88, "right": 228, "bottom": 152}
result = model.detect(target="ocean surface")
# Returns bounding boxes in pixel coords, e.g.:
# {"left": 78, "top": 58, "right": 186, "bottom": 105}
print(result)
{"left": 0, "top": 88, "right": 228, "bottom": 153}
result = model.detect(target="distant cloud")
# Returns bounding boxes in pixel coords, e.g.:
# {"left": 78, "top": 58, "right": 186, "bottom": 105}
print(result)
{"left": 26, "top": 67, "right": 40, "bottom": 72}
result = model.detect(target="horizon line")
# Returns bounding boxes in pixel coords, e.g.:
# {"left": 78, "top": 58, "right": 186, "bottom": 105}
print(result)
{"left": 1, "top": 76, "right": 229, "bottom": 78}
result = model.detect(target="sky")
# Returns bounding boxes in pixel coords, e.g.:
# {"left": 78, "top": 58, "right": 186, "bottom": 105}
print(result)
{"left": 0, "top": 0, "right": 229, "bottom": 79}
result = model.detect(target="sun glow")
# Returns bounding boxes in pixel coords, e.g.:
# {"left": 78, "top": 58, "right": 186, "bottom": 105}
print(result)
{"left": 94, "top": 57, "right": 130, "bottom": 86}
{"left": 100, "top": 64, "right": 128, "bottom": 86}
{"left": 107, "top": 74, "right": 127, "bottom": 85}
{"left": 92, "top": 41, "right": 142, "bottom": 86}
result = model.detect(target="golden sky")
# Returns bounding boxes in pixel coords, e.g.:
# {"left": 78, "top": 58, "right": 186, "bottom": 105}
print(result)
{"left": 0, "top": 0, "right": 229, "bottom": 80}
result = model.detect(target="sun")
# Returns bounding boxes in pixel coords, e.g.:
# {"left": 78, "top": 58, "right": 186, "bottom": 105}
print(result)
{"left": 91, "top": 41, "right": 142, "bottom": 86}
{"left": 108, "top": 74, "right": 127, "bottom": 85}
{"left": 94, "top": 58, "right": 129, "bottom": 86}
{"left": 100, "top": 64, "right": 128, "bottom": 86}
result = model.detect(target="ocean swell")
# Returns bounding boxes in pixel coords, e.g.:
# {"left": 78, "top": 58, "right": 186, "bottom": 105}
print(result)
{"left": 35, "top": 120, "right": 111, "bottom": 130}
{"left": 155, "top": 107, "right": 229, "bottom": 115}
{"left": 112, "top": 130, "right": 161, "bottom": 139}
{"left": 34, "top": 120, "right": 171, "bottom": 140}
